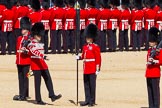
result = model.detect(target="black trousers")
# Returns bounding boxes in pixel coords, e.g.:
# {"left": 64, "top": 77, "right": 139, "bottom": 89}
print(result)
{"left": 107, "top": 29, "right": 117, "bottom": 50}
{"left": 98, "top": 30, "right": 107, "bottom": 52}
{"left": 80, "top": 30, "right": 85, "bottom": 50}
{"left": 63, "top": 30, "right": 75, "bottom": 53}
{"left": 119, "top": 30, "right": 129, "bottom": 51}
{"left": 41, "top": 30, "right": 49, "bottom": 54}
{"left": 132, "top": 30, "right": 142, "bottom": 50}
{"left": 1, "top": 31, "right": 14, "bottom": 54}
{"left": 33, "top": 69, "right": 55, "bottom": 101}
{"left": 145, "top": 29, "right": 149, "bottom": 50}
{"left": 14, "top": 29, "right": 21, "bottom": 52}
{"left": 17, "top": 65, "right": 30, "bottom": 97}
{"left": 51, "top": 30, "right": 62, "bottom": 53}
{"left": 147, "top": 78, "right": 160, "bottom": 108}
{"left": 84, "top": 74, "right": 96, "bottom": 104}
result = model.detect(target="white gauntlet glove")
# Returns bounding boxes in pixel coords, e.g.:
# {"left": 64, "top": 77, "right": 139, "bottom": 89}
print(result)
{"left": 96, "top": 70, "right": 100, "bottom": 75}
{"left": 75, "top": 55, "right": 80, "bottom": 60}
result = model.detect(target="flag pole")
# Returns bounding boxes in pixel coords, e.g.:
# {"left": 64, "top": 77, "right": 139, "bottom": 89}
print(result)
{"left": 75, "top": 0, "right": 80, "bottom": 105}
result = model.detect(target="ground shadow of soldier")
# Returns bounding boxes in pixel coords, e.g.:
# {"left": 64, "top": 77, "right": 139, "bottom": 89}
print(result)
{"left": 26, "top": 100, "right": 54, "bottom": 105}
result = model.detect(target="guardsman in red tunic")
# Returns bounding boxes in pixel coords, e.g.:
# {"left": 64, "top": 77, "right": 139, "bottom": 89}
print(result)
{"left": 0, "top": 1, "right": 6, "bottom": 50}
{"left": 14, "top": 0, "right": 29, "bottom": 39}
{"left": 63, "top": 0, "right": 76, "bottom": 53}
{"left": 97, "top": 0, "right": 110, "bottom": 52}
{"left": 76, "top": 24, "right": 101, "bottom": 107}
{"left": 78, "top": 0, "right": 87, "bottom": 51}
{"left": 145, "top": 27, "right": 162, "bottom": 108}
{"left": 28, "top": 0, "right": 42, "bottom": 26}
{"left": 41, "top": 0, "right": 51, "bottom": 54}
{"left": 0, "top": 0, "right": 14, "bottom": 55}
{"left": 155, "top": 0, "right": 162, "bottom": 39}
{"left": 119, "top": 0, "right": 131, "bottom": 51}
{"left": 86, "top": 0, "right": 99, "bottom": 26}
{"left": 107, "top": 0, "right": 120, "bottom": 52}
{"left": 130, "top": 0, "right": 144, "bottom": 51}
{"left": 27, "top": 22, "right": 62, "bottom": 105}
{"left": 143, "top": 0, "right": 156, "bottom": 50}
{"left": 50, "top": 0, "right": 65, "bottom": 54}
{"left": 13, "top": 17, "right": 31, "bottom": 101}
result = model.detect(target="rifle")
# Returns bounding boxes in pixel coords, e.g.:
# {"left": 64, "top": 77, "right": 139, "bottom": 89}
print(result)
{"left": 75, "top": 0, "right": 80, "bottom": 105}
{"left": 148, "top": 40, "right": 162, "bottom": 64}
{"left": 17, "top": 35, "right": 32, "bottom": 54}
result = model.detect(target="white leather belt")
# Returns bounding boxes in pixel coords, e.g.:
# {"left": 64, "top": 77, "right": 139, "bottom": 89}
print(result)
{"left": 110, "top": 19, "right": 117, "bottom": 21}
{"left": 146, "top": 19, "right": 154, "bottom": 30}
{"left": 88, "top": 18, "right": 95, "bottom": 21}
{"left": 31, "top": 56, "right": 41, "bottom": 59}
{"left": 54, "top": 19, "right": 62, "bottom": 22}
{"left": 84, "top": 59, "right": 95, "bottom": 62}
{"left": 41, "top": 20, "right": 49, "bottom": 23}
{"left": 66, "top": 19, "right": 74, "bottom": 22}
{"left": 135, "top": 20, "right": 142, "bottom": 23}
{"left": 4, "top": 20, "right": 12, "bottom": 23}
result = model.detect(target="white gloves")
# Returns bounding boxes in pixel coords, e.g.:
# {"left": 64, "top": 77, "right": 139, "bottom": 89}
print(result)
{"left": 147, "top": 58, "right": 159, "bottom": 65}
{"left": 76, "top": 55, "right": 80, "bottom": 60}
{"left": 96, "top": 71, "right": 100, "bottom": 75}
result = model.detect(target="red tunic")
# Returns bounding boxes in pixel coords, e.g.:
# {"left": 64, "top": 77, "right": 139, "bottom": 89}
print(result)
{"left": 145, "top": 49, "right": 162, "bottom": 78}
{"left": 144, "top": 8, "right": 156, "bottom": 30}
{"left": 27, "top": 39, "right": 48, "bottom": 70}
{"left": 0, "top": 8, "right": 14, "bottom": 32}
{"left": 107, "top": 7, "right": 121, "bottom": 30}
{"left": 40, "top": 8, "right": 51, "bottom": 30}
{"left": 50, "top": 7, "right": 65, "bottom": 30}
{"left": 64, "top": 7, "right": 76, "bottom": 30}
{"left": 155, "top": 10, "right": 162, "bottom": 31}
{"left": 130, "top": 9, "right": 144, "bottom": 31}
{"left": 28, "top": 11, "right": 42, "bottom": 25}
{"left": 80, "top": 9, "right": 88, "bottom": 30}
{"left": 119, "top": 8, "right": 131, "bottom": 30}
{"left": 16, "top": 35, "right": 31, "bottom": 65}
{"left": 97, "top": 8, "right": 111, "bottom": 31}
{"left": 0, "top": 4, "right": 6, "bottom": 24}
{"left": 153, "top": 5, "right": 160, "bottom": 13}
{"left": 14, "top": 6, "right": 29, "bottom": 29}
{"left": 81, "top": 43, "right": 101, "bottom": 74}
{"left": 86, "top": 7, "right": 99, "bottom": 25}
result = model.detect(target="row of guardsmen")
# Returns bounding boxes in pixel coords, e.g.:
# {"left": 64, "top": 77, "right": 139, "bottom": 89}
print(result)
{"left": 0, "top": 0, "right": 162, "bottom": 54}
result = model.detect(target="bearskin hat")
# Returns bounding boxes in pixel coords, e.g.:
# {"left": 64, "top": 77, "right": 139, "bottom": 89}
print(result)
{"left": 5, "top": 0, "right": 14, "bottom": 9}
{"left": 158, "top": 0, "right": 162, "bottom": 8}
{"left": 42, "top": 1, "right": 50, "bottom": 10}
{"left": 55, "top": 0, "right": 64, "bottom": 7}
{"left": 109, "top": 0, "right": 120, "bottom": 6}
{"left": 87, "top": 0, "right": 96, "bottom": 7}
{"left": 84, "top": 24, "right": 98, "bottom": 40}
{"left": 98, "top": 0, "right": 109, "bottom": 8}
{"left": 67, "top": 0, "right": 75, "bottom": 6}
{"left": 78, "top": 0, "right": 86, "bottom": 9}
{"left": 121, "top": 0, "right": 130, "bottom": 7}
{"left": 134, "top": 0, "right": 142, "bottom": 9}
{"left": 31, "top": 22, "right": 45, "bottom": 37}
{"left": 31, "top": 0, "right": 40, "bottom": 11}
{"left": 20, "top": 17, "right": 31, "bottom": 30}
{"left": 149, "top": 27, "right": 160, "bottom": 42}
{"left": 150, "top": 0, "right": 156, "bottom": 8}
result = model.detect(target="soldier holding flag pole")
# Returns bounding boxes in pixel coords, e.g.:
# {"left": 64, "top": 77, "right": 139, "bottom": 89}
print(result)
{"left": 76, "top": 23, "right": 101, "bottom": 107}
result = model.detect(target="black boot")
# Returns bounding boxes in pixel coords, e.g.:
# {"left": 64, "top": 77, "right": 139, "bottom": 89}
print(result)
{"left": 13, "top": 95, "right": 26, "bottom": 101}
{"left": 80, "top": 101, "right": 89, "bottom": 106}
{"left": 50, "top": 94, "right": 62, "bottom": 102}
